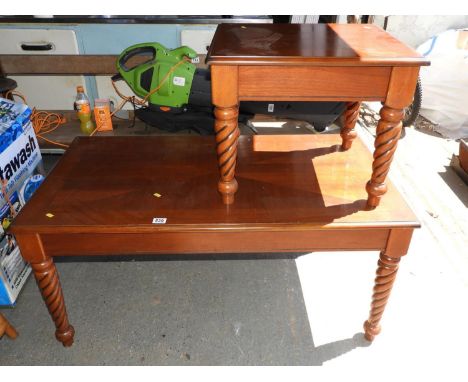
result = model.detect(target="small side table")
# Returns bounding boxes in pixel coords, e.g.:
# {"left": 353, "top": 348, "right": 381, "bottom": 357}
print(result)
{"left": 207, "top": 23, "right": 429, "bottom": 207}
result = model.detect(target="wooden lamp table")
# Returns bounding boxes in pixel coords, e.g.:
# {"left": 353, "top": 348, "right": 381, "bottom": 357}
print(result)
{"left": 206, "top": 23, "right": 429, "bottom": 206}
{"left": 11, "top": 135, "right": 419, "bottom": 347}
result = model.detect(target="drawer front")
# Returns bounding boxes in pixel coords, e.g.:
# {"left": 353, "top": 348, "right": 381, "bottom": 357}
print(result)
{"left": 38, "top": 229, "right": 390, "bottom": 257}
{"left": 238, "top": 66, "right": 391, "bottom": 102}
{"left": 0, "top": 28, "right": 80, "bottom": 54}
{"left": 0, "top": 28, "right": 86, "bottom": 110}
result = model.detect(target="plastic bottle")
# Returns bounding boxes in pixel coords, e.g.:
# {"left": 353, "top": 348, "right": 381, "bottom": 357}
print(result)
{"left": 75, "top": 86, "right": 95, "bottom": 135}
{"left": 94, "top": 99, "right": 113, "bottom": 132}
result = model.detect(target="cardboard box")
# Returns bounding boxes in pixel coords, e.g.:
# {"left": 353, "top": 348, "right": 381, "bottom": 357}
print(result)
{"left": 0, "top": 192, "right": 31, "bottom": 306}
{"left": 0, "top": 97, "right": 44, "bottom": 306}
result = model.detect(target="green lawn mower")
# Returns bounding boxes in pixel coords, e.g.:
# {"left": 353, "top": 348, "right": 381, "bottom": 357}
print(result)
{"left": 112, "top": 42, "right": 346, "bottom": 135}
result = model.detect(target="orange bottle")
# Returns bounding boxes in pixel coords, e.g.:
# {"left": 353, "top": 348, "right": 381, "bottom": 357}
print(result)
{"left": 75, "top": 86, "right": 95, "bottom": 135}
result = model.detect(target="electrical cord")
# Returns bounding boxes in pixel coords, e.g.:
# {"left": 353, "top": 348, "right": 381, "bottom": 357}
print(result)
{"left": 5, "top": 90, "right": 69, "bottom": 148}
{"left": 110, "top": 56, "right": 190, "bottom": 118}
{"left": 1, "top": 57, "right": 187, "bottom": 212}
{"left": 4, "top": 57, "right": 189, "bottom": 146}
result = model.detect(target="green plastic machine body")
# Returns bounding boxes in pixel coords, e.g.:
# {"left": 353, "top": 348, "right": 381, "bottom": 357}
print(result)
{"left": 116, "top": 42, "right": 198, "bottom": 108}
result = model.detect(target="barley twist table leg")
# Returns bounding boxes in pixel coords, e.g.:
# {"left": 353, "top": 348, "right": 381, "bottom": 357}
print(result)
{"left": 364, "top": 252, "right": 400, "bottom": 341}
{"left": 31, "top": 258, "right": 75, "bottom": 346}
{"left": 0, "top": 313, "right": 18, "bottom": 339}
{"left": 341, "top": 101, "right": 361, "bottom": 150}
{"left": 214, "top": 105, "right": 240, "bottom": 205}
{"left": 366, "top": 105, "right": 403, "bottom": 209}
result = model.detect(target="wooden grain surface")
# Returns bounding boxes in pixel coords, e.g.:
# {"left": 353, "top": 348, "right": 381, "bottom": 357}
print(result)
{"left": 0, "top": 55, "right": 124, "bottom": 75}
{"left": 207, "top": 24, "right": 430, "bottom": 66}
{"left": 0, "top": 54, "right": 208, "bottom": 75}
{"left": 38, "top": 229, "right": 391, "bottom": 257}
{"left": 0, "top": 313, "right": 18, "bottom": 340}
{"left": 237, "top": 66, "right": 391, "bottom": 101}
{"left": 35, "top": 111, "right": 198, "bottom": 151}
{"left": 12, "top": 134, "right": 418, "bottom": 235}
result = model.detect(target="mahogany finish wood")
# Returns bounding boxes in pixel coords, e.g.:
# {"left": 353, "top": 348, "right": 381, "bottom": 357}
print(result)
{"left": 211, "top": 65, "right": 240, "bottom": 205}
{"left": 0, "top": 54, "right": 208, "bottom": 76}
{"left": 0, "top": 55, "right": 126, "bottom": 75}
{"left": 0, "top": 313, "right": 18, "bottom": 340}
{"left": 237, "top": 66, "right": 391, "bottom": 101}
{"left": 207, "top": 23, "right": 429, "bottom": 208}
{"left": 364, "top": 228, "right": 414, "bottom": 340}
{"left": 341, "top": 102, "right": 360, "bottom": 150}
{"left": 207, "top": 24, "right": 430, "bottom": 66}
{"left": 11, "top": 135, "right": 419, "bottom": 345}
{"left": 31, "top": 257, "right": 75, "bottom": 346}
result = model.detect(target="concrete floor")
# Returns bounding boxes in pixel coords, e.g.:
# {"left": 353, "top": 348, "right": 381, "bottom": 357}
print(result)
{"left": 1, "top": 257, "right": 320, "bottom": 365}
{"left": 300, "top": 122, "right": 468, "bottom": 375}
{"left": 1, "top": 125, "right": 467, "bottom": 371}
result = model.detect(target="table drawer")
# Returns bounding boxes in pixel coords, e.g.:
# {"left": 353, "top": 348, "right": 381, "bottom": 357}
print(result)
{"left": 238, "top": 66, "right": 391, "bottom": 102}
{"left": 37, "top": 229, "right": 390, "bottom": 257}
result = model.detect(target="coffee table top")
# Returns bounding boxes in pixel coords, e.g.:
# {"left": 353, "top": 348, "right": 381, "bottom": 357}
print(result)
{"left": 11, "top": 135, "right": 418, "bottom": 235}
{"left": 207, "top": 23, "right": 430, "bottom": 66}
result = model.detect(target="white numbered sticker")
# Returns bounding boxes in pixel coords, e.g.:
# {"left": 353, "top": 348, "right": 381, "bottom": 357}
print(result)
{"left": 152, "top": 217, "right": 167, "bottom": 224}
{"left": 173, "top": 76, "right": 186, "bottom": 86}
{"left": 267, "top": 103, "right": 275, "bottom": 112}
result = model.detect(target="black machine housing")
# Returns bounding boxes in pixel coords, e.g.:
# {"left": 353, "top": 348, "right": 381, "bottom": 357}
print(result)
{"left": 135, "top": 69, "right": 346, "bottom": 135}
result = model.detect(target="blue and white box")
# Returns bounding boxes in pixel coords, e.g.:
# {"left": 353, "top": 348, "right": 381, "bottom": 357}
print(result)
{"left": 0, "top": 98, "right": 32, "bottom": 126}
{"left": 0, "top": 97, "right": 44, "bottom": 306}
{"left": 0, "top": 98, "right": 32, "bottom": 155}
{"left": 0, "top": 192, "right": 30, "bottom": 306}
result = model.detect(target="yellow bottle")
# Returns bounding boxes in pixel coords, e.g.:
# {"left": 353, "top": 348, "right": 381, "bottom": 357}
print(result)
{"left": 75, "top": 86, "right": 95, "bottom": 135}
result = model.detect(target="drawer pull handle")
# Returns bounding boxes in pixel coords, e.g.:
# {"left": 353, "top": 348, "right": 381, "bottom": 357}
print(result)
{"left": 20, "top": 43, "right": 53, "bottom": 51}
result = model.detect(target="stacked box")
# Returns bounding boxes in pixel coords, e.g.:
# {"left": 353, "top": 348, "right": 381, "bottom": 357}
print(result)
{"left": 0, "top": 98, "right": 45, "bottom": 306}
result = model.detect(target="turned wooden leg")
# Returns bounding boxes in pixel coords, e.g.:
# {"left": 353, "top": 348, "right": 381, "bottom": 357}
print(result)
{"left": 341, "top": 101, "right": 360, "bottom": 150}
{"left": 366, "top": 105, "right": 403, "bottom": 209}
{"left": 31, "top": 258, "right": 75, "bottom": 347}
{"left": 364, "top": 252, "right": 401, "bottom": 341}
{"left": 0, "top": 313, "right": 18, "bottom": 339}
{"left": 214, "top": 105, "right": 240, "bottom": 205}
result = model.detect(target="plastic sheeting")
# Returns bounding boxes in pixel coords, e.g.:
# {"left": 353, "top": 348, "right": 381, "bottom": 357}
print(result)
{"left": 417, "top": 29, "right": 468, "bottom": 139}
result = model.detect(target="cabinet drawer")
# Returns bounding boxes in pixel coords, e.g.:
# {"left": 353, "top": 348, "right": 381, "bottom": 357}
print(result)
{"left": 0, "top": 28, "right": 87, "bottom": 110}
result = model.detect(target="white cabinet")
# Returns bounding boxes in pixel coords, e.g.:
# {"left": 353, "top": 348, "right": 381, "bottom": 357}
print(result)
{"left": 0, "top": 29, "right": 88, "bottom": 109}
{"left": 95, "top": 76, "right": 134, "bottom": 111}
{"left": 180, "top": 29, "right": 216, "bottom": 54}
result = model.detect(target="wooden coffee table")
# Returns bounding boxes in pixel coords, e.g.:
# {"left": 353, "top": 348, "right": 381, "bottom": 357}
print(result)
{"left": 11, "top": 135, "right": 419, "bottom": 347}
{"left": 207, "top": 23, "right": 429, "bottom": 206}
